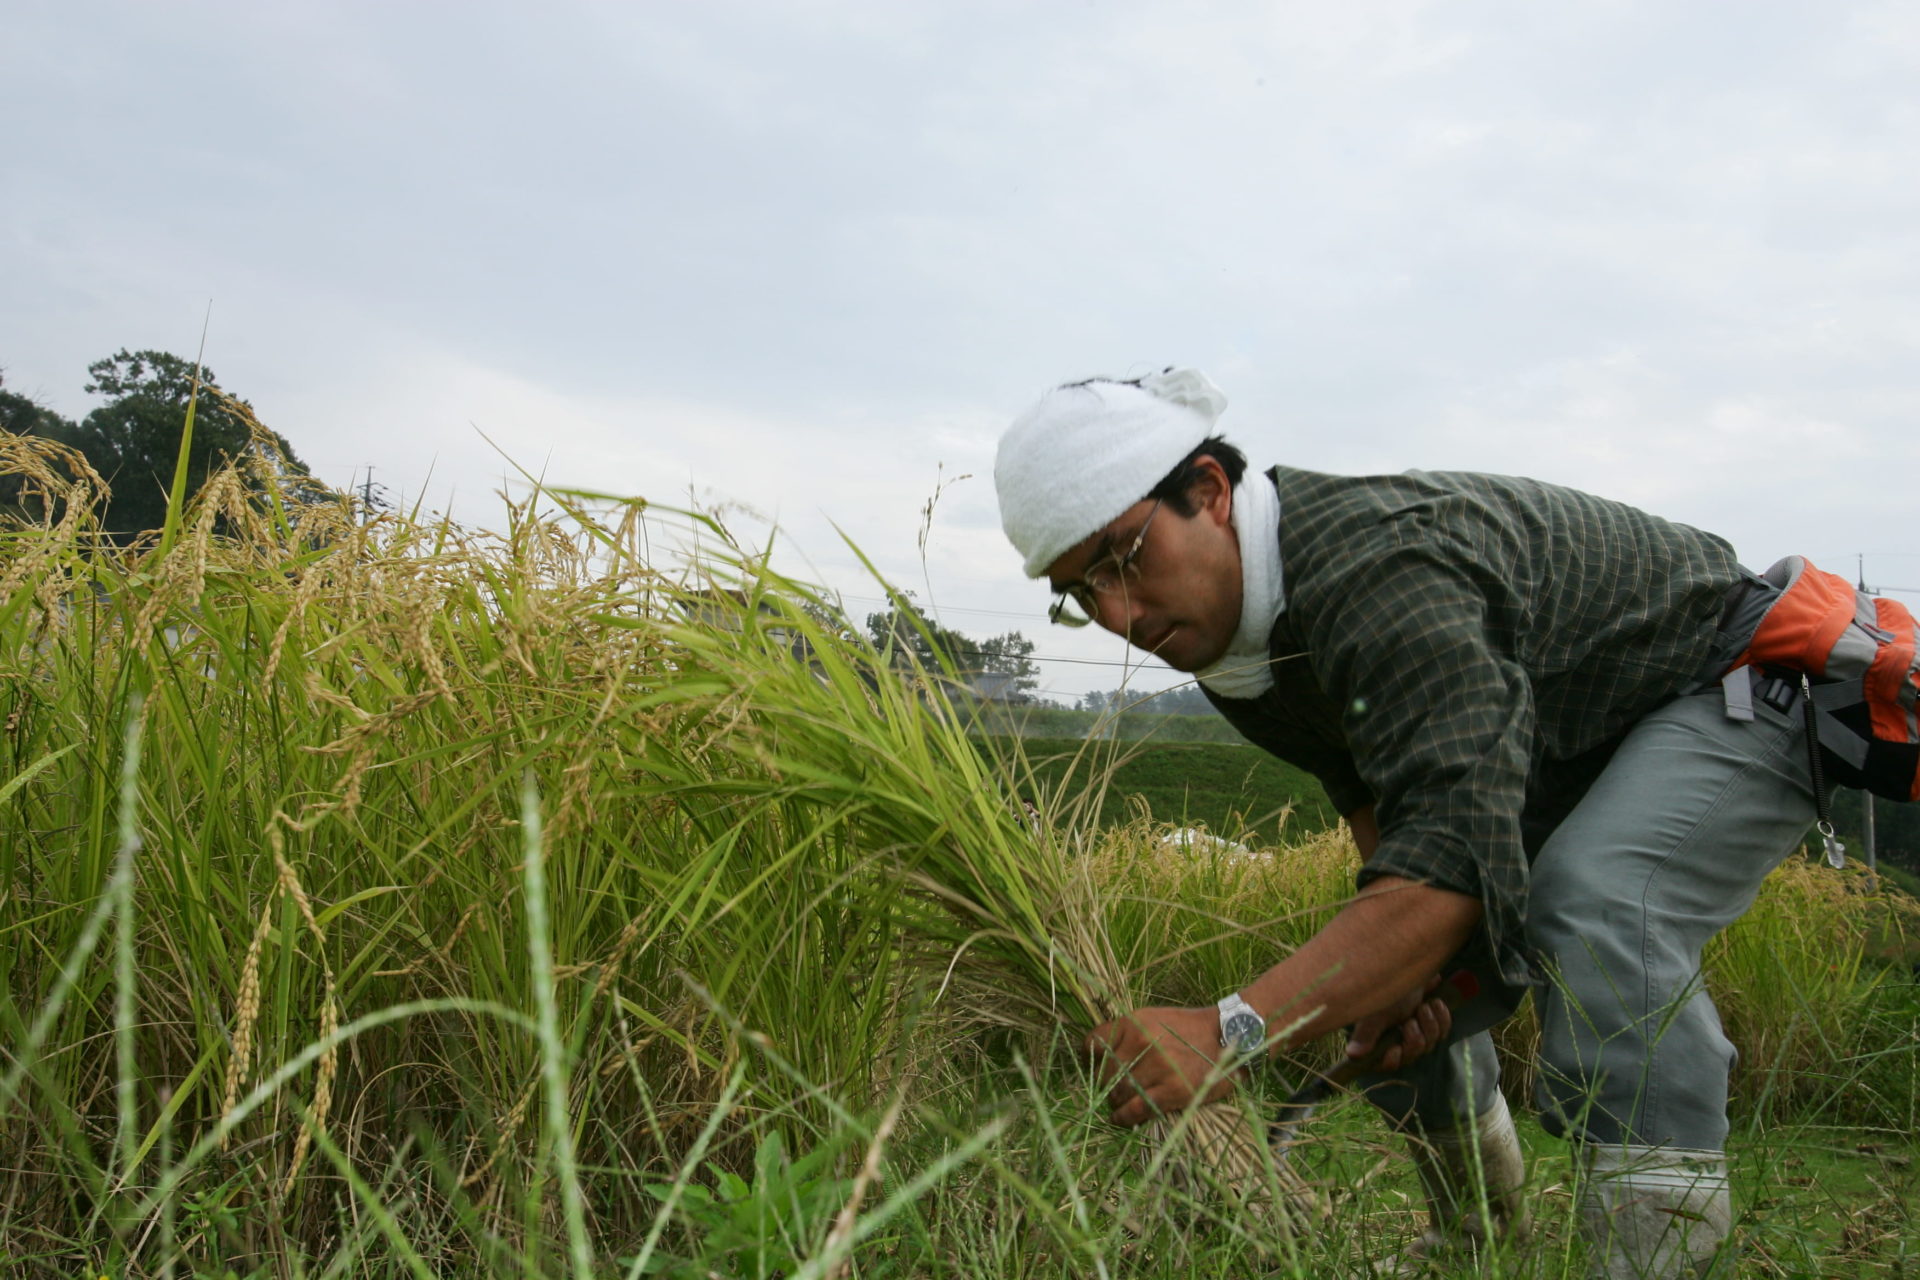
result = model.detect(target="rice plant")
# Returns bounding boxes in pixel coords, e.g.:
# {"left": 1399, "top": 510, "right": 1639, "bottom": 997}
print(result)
{"left": 1, "top": 426, "right": 1914, "bottom": 1276}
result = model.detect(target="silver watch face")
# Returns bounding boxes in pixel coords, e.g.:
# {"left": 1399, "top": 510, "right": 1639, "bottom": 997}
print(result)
{"left": 1221, "top": 1011, "right": 1265, "bottom": 1056}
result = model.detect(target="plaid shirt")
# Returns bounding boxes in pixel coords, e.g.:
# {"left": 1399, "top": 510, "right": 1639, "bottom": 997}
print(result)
{"left": 1206, "top": 466, "right": 1742, "bottom": 985}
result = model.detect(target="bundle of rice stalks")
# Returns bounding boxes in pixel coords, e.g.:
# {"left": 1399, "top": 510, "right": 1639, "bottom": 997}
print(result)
{"left": 605, "top": 528, "right": 1324, "bottom": 1235}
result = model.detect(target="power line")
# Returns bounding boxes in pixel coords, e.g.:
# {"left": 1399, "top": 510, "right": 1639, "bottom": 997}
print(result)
{"left": 1026, "top": 652, "right": 1170, "bottom": 668}
{"left": 1845, "top": 552, "right": 1920, "bottom": 597}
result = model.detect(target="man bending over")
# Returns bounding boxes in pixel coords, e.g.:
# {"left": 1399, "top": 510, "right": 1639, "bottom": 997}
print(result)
{"left": 992, "top": 368, "right": 1813, "bottom": 1279}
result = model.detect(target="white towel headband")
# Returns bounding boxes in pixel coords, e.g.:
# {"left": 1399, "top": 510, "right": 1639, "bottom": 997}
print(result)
{"left": 993, "top": 368, "right": 1228, "bottom": 578}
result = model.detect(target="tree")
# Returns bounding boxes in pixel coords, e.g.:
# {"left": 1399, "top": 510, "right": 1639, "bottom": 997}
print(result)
{"left": 67, "top": 349, "right": 315, "bottom": 540}
{"left": 1077, "top": 689, "right": 1126, "bottom": 715}
{"left": 1078, "top": 684, "right": 1217, "bottom": 716}
{"left": 0, "top": 374, "right": 77, "bottom": 441}
{"left": 865, "top": 594, "right": 1042, "bottom": 700}
{"left": 0, "top": 371, "right": 86, "bottom": 520}
{"left": 2, "top": 351, "right": 330, "bottom": 541}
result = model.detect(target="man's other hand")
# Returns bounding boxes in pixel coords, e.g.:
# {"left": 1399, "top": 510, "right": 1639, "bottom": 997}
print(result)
{"left": 1085, "top": 1006, "right": 1239, "bottom": 1127}
{"left": 1344, "top": 973, "right": 1453, "bottom": 1073}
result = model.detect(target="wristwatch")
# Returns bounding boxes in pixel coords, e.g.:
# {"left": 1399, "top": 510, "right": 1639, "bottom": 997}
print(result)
{"left": 1216, "top": 991, "right": 1266, "bottom": 1060}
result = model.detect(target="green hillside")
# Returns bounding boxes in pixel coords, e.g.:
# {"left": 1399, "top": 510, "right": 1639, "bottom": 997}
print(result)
{"left": 1001, "top": 736, "right": 1340, "bottom": 846}
{"left": 967, "top": 701, "right": 1249, "bottom": 742}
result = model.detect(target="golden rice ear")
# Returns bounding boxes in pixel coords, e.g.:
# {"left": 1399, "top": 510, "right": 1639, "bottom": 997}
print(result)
{"left": 0, "top": 430, "right": 108, "bottom": 520}
{"left": 0, "top": 432, "right": 113, "bottom": 629}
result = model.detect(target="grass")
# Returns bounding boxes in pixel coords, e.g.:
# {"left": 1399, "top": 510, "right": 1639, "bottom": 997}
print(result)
{"left": 1000, "top": 735, "right": 1338, "bottom": 847}
{"left": 1, "top": 426, "right": 1917, "bottom": 1276}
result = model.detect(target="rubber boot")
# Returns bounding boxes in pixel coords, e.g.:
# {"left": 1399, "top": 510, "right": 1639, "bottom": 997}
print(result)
{"left": 1579, "top": 1144, "right": 1732, "bottom": 1279}
{"left": 1379, "top": 1093, "right": 1531, "bottom": 1273}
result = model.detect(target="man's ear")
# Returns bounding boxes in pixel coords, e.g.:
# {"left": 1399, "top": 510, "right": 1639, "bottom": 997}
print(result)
{"left": 1195, "top": 455, "right": 1235, "bottom": 525}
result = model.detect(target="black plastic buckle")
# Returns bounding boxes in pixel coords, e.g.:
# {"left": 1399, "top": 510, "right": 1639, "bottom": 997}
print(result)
{"left": 1756, "top": 672, "right": 1798, "bottom": 715}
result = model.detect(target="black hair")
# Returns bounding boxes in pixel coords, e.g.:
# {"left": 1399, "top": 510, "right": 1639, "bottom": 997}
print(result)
{"left": 1146, "top": 435, "right": 1247, "bottom": 516}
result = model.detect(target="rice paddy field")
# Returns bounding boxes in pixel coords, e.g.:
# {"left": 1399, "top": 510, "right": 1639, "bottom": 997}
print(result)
{"left": 2, "top": 429, "right": 1918, "bottom": 1278}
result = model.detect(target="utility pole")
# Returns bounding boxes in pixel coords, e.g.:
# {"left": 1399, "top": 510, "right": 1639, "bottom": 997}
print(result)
{"left": 352, "top": 466, "right": 389, "bottom": 524}
{"left": 1857, "top": 555, "right": 1879, "bottom": 889}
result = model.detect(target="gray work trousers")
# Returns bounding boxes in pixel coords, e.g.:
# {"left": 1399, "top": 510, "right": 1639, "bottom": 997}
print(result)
{"left": 1359, "top": 678, "right": 1816, "bottom": 1151}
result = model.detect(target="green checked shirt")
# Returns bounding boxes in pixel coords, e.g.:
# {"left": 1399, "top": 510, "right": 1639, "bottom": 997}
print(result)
{"left": 1205, "top": 466, "right": 1743, "bottom": 987}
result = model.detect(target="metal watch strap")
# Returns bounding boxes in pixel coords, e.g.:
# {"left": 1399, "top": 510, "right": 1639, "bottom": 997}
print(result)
{"left": 1216, "top": 991, "right": 1266, "bottom": 1058}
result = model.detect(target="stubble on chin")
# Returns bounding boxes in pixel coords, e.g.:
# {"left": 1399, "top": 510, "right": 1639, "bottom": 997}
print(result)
{"left": 1151, "top": 630, "right": 1217, "bottom": 674}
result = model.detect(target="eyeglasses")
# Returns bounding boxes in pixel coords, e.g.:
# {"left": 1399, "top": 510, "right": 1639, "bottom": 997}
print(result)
{"left": 1047, "top": 499, "right": 1162, "bottom": 627}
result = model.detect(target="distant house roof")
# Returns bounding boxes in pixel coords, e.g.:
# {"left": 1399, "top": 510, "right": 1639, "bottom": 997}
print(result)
{"left": 966, "top": 671, "right": 1026, "bottom": 704}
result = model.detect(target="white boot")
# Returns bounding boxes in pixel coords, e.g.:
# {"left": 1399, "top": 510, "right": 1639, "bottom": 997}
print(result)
{"left": 1579, "top": 1144, "right": 1732, "bottom": 1279}
{"left": 1381, "top": 1093, "right": 1531, "bottom": 1273}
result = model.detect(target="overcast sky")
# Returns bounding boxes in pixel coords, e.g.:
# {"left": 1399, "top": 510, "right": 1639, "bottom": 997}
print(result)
{"left": 6, "top": 1, "right": 1918, "bottom": 701}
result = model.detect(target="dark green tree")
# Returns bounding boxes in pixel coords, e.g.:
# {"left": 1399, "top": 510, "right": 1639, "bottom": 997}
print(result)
{"left": 0, "top": 374, "right": 78, "bottom": 442}
{"left": 966, "top": 630, "right": 1042, "bottom": 698}
{"left": 68, "top": 349, "right": 313, "bottom": 540}
{"left": 0, "top": 371, "right": 85, "bottom": 519}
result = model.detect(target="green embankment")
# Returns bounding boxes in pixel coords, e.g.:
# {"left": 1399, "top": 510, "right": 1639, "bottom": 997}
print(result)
{"left": 999, "top": 735, "right": 1338, "bottom": 845}
{"left": 997, "top": 731, "right": 1920, "bottom": 893}
{"left": 965, "top": 697, "right": 1920, "bottom": 877}
{"left": 967, "top": 701, "right": 1250, "bottom": 743}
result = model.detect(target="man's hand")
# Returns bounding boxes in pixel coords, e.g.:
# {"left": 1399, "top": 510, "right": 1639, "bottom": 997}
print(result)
{"left": 1344, "top": 973, "right": 1453, "bottom": 1073}
{"left": 1085, "top": 1005, "right": 1240, "bottom": 1127}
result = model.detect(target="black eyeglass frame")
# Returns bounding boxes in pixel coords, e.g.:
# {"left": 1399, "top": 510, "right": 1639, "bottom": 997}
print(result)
{"left": 1046, "top": 498, "right": 1163, "bottom": 627}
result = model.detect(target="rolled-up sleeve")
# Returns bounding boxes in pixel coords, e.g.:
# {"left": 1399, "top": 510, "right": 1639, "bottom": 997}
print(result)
{"left": 1298, "top": 533, "right": 1537, "bottom": 986}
